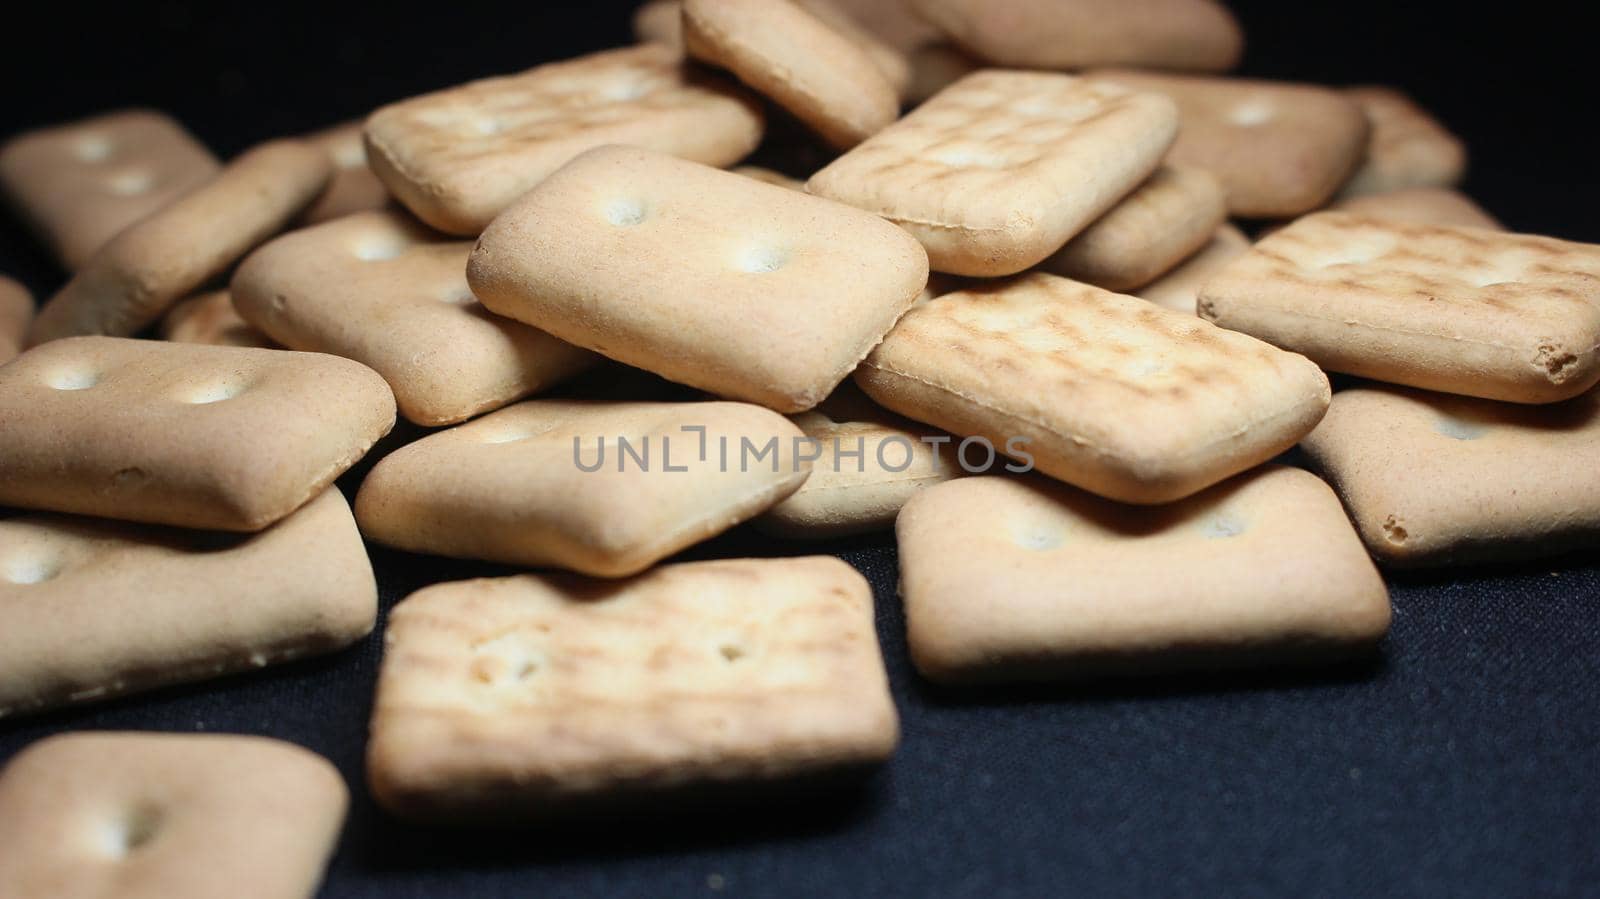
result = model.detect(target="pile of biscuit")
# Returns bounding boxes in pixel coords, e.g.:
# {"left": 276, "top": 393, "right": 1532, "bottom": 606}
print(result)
{"left": 3, "top": 0, "right": 1597, "bottom": 892}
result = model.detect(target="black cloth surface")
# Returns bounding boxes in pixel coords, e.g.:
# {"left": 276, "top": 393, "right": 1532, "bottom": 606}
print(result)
{"left": 2, "top": 3, "right": 1599, "bottom": 896}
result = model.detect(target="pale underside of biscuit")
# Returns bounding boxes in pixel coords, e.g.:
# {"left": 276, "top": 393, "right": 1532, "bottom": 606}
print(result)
{"left": 232, "top": 209, "right": 597, "bottom": 426}
{"left": 355, "top": 399, "right": 813, "bottom": 576}
{"left": 856, "top": 272, "right": 1331, "bottom": 504}
{"left": 896, "top": 468, "right": 1391, "bottom": 683}
{"left": 0, "top": 109, "right": 220, "bottom": 270}
{"left": 367, "top": 557, "right": 899, "bottom": 820}
{"left": 1300, "top": 384, "right": 1600, "bottom": 566}
{"left": 1198, "top": 212, "right": 1600, "bottom": 404}
{"left": 0, "top": 337, "right": 396, "bottom": 531}
{"left": 0, "top": 732, "right": 347, "bottom": 899}
{"left": 0, "top": 489, "right": 376, "bottom": 718}
{"left": 468, "top": 145, "right": 929, "bottom": 412}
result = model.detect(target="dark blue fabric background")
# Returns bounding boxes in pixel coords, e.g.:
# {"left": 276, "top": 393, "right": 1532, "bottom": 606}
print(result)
{"left": 2, "top": 2, "right": 1599, "bottom": 896}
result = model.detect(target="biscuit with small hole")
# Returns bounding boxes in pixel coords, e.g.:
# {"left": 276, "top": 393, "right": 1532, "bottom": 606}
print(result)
{"left": 0, "top": 337, "right": 395, "bottom": 531}
{"left": 469, "top": 146, "right": 928, "bottom": 412}
{"left": 0, "top": 732, "right": 346, "bottom": 899}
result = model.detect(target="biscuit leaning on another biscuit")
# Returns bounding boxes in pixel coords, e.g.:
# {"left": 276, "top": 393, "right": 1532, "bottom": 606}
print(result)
{"left": 28, "top": 139, "right": 332, "bottom": 344}
{"left": 161, "top": 290, "right": 276, "bottom": 348}
{"left": 1093, "top": 70, "right": 1370, "bottom": 219}
{"left": 0, "top": 337, "right": 395, "bottom": 531}
{"left": 1331, "top": 186, "right": 1501, "bottom": 230}
{"left": 1039, "top": 165, "right": 1227, "bottom": 292}
{"left": 758, "top": 382, "right": 961, "bottom": 538}
{"left": 1339, "top": 86, "right": 1468, "bottom": 200}
{"left": 856, "top": 273, "right": 1330, "bottom": 504}
{"left": 355, "top": 399, "right": 812, "bottom": 577}
{"left": 897, "top": 469, "right": 1391, "bottom": 684}
{"left": 1135, "top": 223, "right": 1250, "bottom": 315}
{"left": 367, "top": 557, "right": 899, "bottom": 822}
{"left": 909, "top": 0, "right": 1243, "bottom": 73}
{"left": 0, "top": 732, "right": 347, "bottom": 899}
{"left": 469, "top": 145, "right": 928, "bottom": 412}
{"left": 808, "top": 70, "right": 1178, "bottom": 276}
{"left": 1198, "top": 212, "right": 1600, "bottom": 404}
{"left": 1301, "top": 384, "right": 1600, "bottom": 567}
{"left": 364, "top": 44, "right": 763, "bottom": 235}
{"left": 299, "top": 121, "right": 392, "bottom": 224}
{"left": 233, "top": 209, "right": 597, "bottom": 426}
{"left": 0, "top": 274, "right": 32, "bottom": 363}
{"left": 0, "top": 110, "right": 220, "bottom": 270}
{"left": 684, "top": 0, "right": 900, "bottom": 149}
{"left": 0, "top": 488, "right": 376, "bottom": 718}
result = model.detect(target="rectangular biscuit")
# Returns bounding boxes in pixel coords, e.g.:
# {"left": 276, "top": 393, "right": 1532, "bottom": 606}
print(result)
{"left": 363, "top": 44, "right": 763, "bottom": 234}
{"left": 0, "top": 732, "right": 346, "bottom": 899}
{"left": 232, "top": 209, "right": 596, "bottom": 426}
{"left": 759, "top": 383, "right": 960, "bottom": 538}
{"left": 355, "top": 399, "right": 812, "bottom": 577}
{"left": 0, "top": 488, "right": 376, "bottom": 718}
{"left": 1197, "top": 211, "right": 1600, "bottom": 403}
{"left": 367, "top": 557, "right": 899, "bottom": 821}
{"left": 855, "top": 272, "right": 1330, "bottom": 504}
{"left": 1039, "top": 164, "right": 1227, "bottom": 291}
{"left": 1, "top": 274, "right": 32, "bottom": 363}
{"left": 908, "top": 0, "right": 1243, "bottom": 72}
{"left": 1332, "top": 186, "right": 1501, "bottom": 231}
{"left": 1093, "top": 70, "right": 1370, "bottom": 218}
{"left": 0, "top": 110, "right": 219, "bottom": 269}
{"left": 468, "top": 146, "right": 928, "bottom": 412}
{"left": 161, "top": 290, "right": 276, "bottom": 348}
{"left": 1300, "top": 384, "right": 1600, "bottom": 567}
{"left": 806, "top": 70, "right": 1178, "bottom": 276}
{"left": 0, "top": 337, "right": 395, "bottom": 531}
{"left": 29, "top": 139, "right": 333, "bottom": 343}
{"left": 1135, "top": 223, "right": 1250, "bottom": 314}
{"left": 897, "top": 469, "right": 1391, "bottom": 683}
{"left": 1339, "top": 86, "right": 1467, "bottom": 199}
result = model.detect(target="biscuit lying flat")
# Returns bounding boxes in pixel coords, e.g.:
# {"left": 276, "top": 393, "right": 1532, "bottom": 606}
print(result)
{"left": 1, "top": 274, "right": 32, "bottom": 363}
{"left": 1136, "top": 224, "right": 1250, "bottom": 314}
{"left": 29, "top": 140, "right": 332, "bottom": 343}
{"left": 760, "top": 384, "right": 959, "bottom": 538}
{"left": 0, "top": 732, "right": 346, "bottom": 899}
{"left": 300, "top": 121, "right": 391, "bottom": 223}
{"left": 0, "top": 110, "right": 219, "bottom": 269}
{"left": 368, "top": 557, "right": 898, "bottom": 821}
{"left": 0, "top": 489, "right": 375, "bottom": 718}
{"left": 855, "top": 273, "right": 1330, "bottom": 504}
{"left": 1339, "top": 86, "right": 1467, "bottom": 199}
{"left": 233, "top": 210, "right": 596, "bottom": 426}
{"left": 1301, "top": 385, "right": 1600, "bottom": 566}
{"left": 807, "top": 70, "right": 1177, "bottom": 276}
{"left": 469, "top": 146, "right": 927, "bottom": 412}
{"left": 1332, "top": 187, "right": 1501, "bottom": 230}
{"left": 1199, "top": 212, "right": 1600, "bottom": 404}
{"left": 909, "top": 0, "right": 1243, "bottom": 72}
{"left": 356, "top": 399, "right": 810, "bottom": 576}
{"left": 1094, "top": 71, "right": 1369, "bottom": 218}
{"left": 364, "top": 45, "right": 763, "bottom": 234}
{"left": 684, "top": 0, "right": 898, "bottom": 149}
{"left": 1040, "top": 165, "right": 1226, "bottom": 291}
{"left": 0, "top": 337, "right": 394, "bottom": 531}
{"left": 161, "top": 290, "right": 275, "bottom": 348}
{"left": 897, "top": 469, "right": 1391, "bottom": 683}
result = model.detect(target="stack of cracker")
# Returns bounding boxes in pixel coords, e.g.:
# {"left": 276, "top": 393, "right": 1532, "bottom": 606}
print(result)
{"left": 0, "top": 0, "right": 1593, "bottom": 872}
